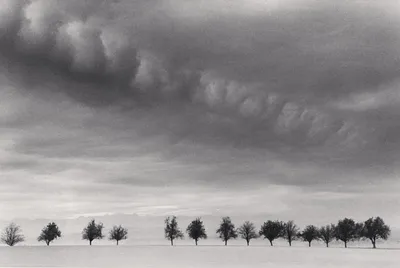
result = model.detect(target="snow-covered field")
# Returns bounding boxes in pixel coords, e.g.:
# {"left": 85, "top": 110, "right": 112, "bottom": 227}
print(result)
{"left": 0, "top": 245, "right": 398, "bottom": 268}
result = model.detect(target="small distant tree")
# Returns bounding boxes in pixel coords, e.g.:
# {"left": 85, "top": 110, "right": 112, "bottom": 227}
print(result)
{"left": 319, "top": 224, "right": 336, "bottom": 247}
{"left": 37, "top": 222, "right": 62, "bottom": 246}
{"left": 109, "top": 225, "right": 128, "bottom": 245}
{"left": 283, "top": 220, "right": 299, "bottom": 246}
{"left": 1, "top": 223, "right": 25, "bottom": 246}
{"left": 360, "top": 217, "right": 390, "bottom": 249}
{"left": 165, "top": 216, "right": 184, "bottom": 246}
{"left": 186, "top": 218, "right": 207, "bottom": 245}
{"left": 300, "top": 225, "right": 319, "bottom": 247}
{"left": 259, "top": 220, "right": 284, "bottom": 246}
{"left": 82, "top": 219, "right": 104, "bottom": 245}
{"left": 335, "top": 218, "right": 362, "bottom": 248}
{"left": 216, "top": 217, "right": 237, "bottom": 246}
{"left": 237, "top": 221, "right": 258, "bottom": 246}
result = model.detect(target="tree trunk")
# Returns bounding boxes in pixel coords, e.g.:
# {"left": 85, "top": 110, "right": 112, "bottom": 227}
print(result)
{"left": 117, "top": 240, "right": 119, "bottom": 246}
{"left": 289, "top": 240, "right": 292, "bottom": 247}
{"left": 326, "top": 242, "right": 329, "bottom": 248}
{"left": 269, "top": 240, "right": 273, "bottom": 246}
{"left": 344, "top": 241, "right": 347, "bottom": 248}
{"left": 372, "top": 240, "right": 376, "bottom": 249}
{"left": 170, "top": 238, "right": 173, "bottom": 246}
{"left": 46, "top": 241, "right": 50, "bottom": 246}
{"left": 195, "top": 239, "right": 198, "bottom": 246}
{"left": 90, "top": 240, "right": 92, "bottom": 246}
{"left": 308, "top": 241, "right": 311, "bottom": 247}
{"left": 247, "top": 240, "right": 249, "bottom": 246}
{"left": 224, "top": 240, "right": 227, "bottom": 246}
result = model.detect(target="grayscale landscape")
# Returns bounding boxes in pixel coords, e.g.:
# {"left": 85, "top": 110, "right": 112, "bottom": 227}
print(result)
{"left": 1, "top": 0, "right": 400, "bottom": 267}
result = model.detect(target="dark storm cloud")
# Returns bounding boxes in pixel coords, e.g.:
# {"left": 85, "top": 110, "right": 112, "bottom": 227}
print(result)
{"left": 0, "top": 0, "right": 140, "bottom": 105}
{"left": 1, "top": 0, "right": 400, "bottom": 174}
{"left": 4, "top": 0, "right": 399, "bottom": 102}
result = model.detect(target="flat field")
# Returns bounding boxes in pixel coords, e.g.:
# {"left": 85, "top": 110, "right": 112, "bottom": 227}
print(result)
{"left": 0, "top": 245, "right": 398, "bottom": 268}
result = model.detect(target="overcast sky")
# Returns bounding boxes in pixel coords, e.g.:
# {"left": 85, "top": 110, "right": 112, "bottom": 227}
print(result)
{"left": 1, "top": 0, "right": 400, "bottom": 239}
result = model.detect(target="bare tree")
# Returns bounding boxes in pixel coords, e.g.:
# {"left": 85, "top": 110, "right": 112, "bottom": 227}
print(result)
{"left": 82, "top": 219, "right": 104, "bottom": 245}
{"left": 237, "top": 221, "right": 258, "bottom": 246}
{"left": 1, "top": 223, "right": 25, "bottom": 246}
{"left": 216, "top": 217, "right": 237, "bottom": 246}
{"left": 300, "top": 225, "right": 319, "bottom": 247}
{"left": 360, "top": 217, "right": 390, "bottom": 249}
{"left": 283, "top": 220, "right": 299, "bottom": 246}
{"left": 165, "top": 216, "right": 184, "bottom": 246}
{"left": 186, "top": 218, "right": 207, "bottom": 245}
{"left": 259, "top": 220, "right": 284, "bottom": 246}
{"left": 319, "top": 224, "right": 336, "bottom": 247}
{"left": 37, "top": 222, "right": 62, "bottom": 246}
{"left": 335, "top": 218, "right": 362, "bottom": 248}
{"left": 109, "top": 225, "right": 128, "bottom": 245}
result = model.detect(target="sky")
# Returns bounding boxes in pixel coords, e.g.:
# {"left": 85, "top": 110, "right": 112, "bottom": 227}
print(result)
{"left": 1, "top": 0, "right": 400, "bottom": 244}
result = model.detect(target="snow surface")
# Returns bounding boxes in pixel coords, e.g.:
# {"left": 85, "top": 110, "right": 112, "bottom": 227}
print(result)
{"left": 0, "top": 245, "right": 399, "bottom": 268}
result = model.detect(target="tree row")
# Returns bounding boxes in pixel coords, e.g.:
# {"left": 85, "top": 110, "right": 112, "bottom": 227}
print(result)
{"left": 0, "top": 220, "right": 127, "bottom": 246}
{"left": 165, "top": 216, "right": 390, "bottom": 249}
{"left": 1, "top": 216, "right": 390, "bottom": 249}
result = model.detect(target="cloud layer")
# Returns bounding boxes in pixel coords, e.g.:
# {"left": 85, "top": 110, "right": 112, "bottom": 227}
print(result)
{"left": 1, "top": 0, "right": 400, "bottom": 227}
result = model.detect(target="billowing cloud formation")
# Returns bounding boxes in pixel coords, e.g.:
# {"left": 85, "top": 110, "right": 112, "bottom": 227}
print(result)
{"left": 0, "top": 0, "right": 138, "bottom": 86}
{"left": 1, "top": 0, "right": 400, "bottom": 223}
{"left": 1, "top": 0, "right": 392, "bottom": 155}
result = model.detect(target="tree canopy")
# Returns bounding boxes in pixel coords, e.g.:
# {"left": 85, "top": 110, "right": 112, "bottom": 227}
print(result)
{"left": 259, "top": 220, "right": 284, "bottom": 246}
{"left": 319, "top": 224, "right": 336, "bottom": 247}
{"left": 82, "top": 219, "right": 104, "bottom": 245}
{"left": 237, "top": 221, "right": 258, "bottom": 246}
{"left": 109, "top": 225, "right": 128, "bottom": 245}
{"left": 335, "top": 218, "right": 362, "bottom": 248}
{"left": 360, "top": 217, "right": 390, "bottom": 248}
{"left": 37, "top": 222, "right": 62, "bottom": 246}
{"left": 186, "top": 218, "right": 207, "bottom": 245}
{"left": 165, "top": 216, "right": 184, "bottom": 246}
{"left": 283, "top": 220, "right": 299, "bottom": 246}
{"left": 216, "top": 217, "right": 237, "bottom": 246}
{"left": 1, "top": 223, "right": 25, "bottom": 246}
{"left": 300, "top": 225, "right": 319, "bottom": 247}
